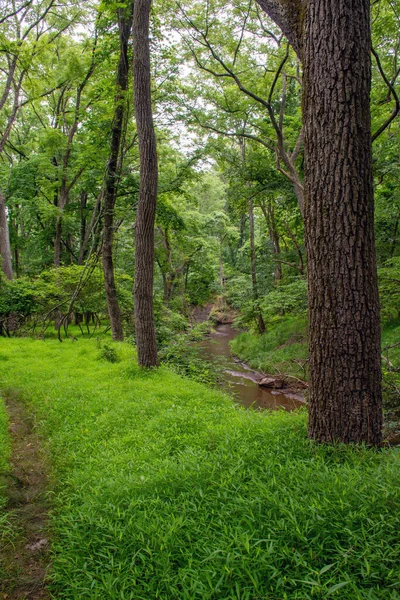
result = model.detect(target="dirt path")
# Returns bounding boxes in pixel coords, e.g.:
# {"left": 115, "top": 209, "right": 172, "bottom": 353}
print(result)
{"left": 0, "top": 392, "right": 51, "bottom": 599}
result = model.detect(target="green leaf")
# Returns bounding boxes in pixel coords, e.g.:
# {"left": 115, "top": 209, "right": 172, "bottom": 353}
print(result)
{"left": 326, "top": 581, "right": 350, "bottom": 596}
{"left": 319, "top": 563, "right": 335, "bottom": 575}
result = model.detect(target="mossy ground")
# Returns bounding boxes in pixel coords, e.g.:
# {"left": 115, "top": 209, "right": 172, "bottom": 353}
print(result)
{"left": 0, "top": 337, "right": 399, "bottom": 599}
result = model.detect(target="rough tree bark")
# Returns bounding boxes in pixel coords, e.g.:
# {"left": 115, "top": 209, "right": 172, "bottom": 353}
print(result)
{"left": 255, "top": 0, "right": 383, "bottom": 444}
{"left": 133, "top": 0, "right": 158, "bottom": 367}
{"left": 102, "top": 3, "right": 134, "bottom": 342}
{"left": 0, "top": 190, "right": 13, "bottom": 280}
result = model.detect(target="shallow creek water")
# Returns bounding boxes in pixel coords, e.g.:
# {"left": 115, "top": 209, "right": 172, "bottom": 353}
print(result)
{"left": 198, "top": 324, "right": 304, "bottom": 411}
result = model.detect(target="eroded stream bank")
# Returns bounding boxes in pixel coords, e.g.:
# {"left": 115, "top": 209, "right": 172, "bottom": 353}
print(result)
{"left": 197, "top": 324, "right": 305, "bottom": 411}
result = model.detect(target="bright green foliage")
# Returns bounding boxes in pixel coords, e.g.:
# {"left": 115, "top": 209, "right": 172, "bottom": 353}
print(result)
{"left": 0, "top": 339, "right": 399, "bottom": 599}
{"left": 0, "top": 266, "right": 133, "bottom": 333}
{"left": 259, "top": 279, "right": 307, "bottom": 319}
{"left": 0, "top": 276, "right": 37, "bottom": 317}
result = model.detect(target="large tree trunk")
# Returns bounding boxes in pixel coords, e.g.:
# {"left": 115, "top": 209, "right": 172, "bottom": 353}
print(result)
{"left": 303, "top": 0, "right": 382, "bottom": 444}
{"left": 256, "top": 0, "right": 383, "bottom": 444}
{"left": 102, "top": 3, "right": 133, "bottom": 342}
{"left": 0, "top": 190, "right": 13, "bottom": 280}
{"left": 133, "top": 0, "right": 158, "bottom": 367}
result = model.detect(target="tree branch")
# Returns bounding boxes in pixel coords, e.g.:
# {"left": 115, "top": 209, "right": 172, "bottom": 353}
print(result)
{"left": 254, "top": 0, "right": 305, "bottom": 58}
{"left": 371, "top": 46, "right": 400, "bottom": 142}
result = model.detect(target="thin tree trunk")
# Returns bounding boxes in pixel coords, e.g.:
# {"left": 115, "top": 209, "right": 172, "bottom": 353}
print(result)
{"left": 133, "top": 0, "right": 158, "bottom": 367}
{"left": 80, "top": 191, "right": 87, "bottom": 257}
{"left": 249, "top": 198, "right": 266, "bottom": 333}
{"left": 102, "top": 3, "right": 133, "bottom": 342}
{"left": 219, "top": 250, "right": 224, "bottom": 290}
{"left": 0, "top": 190, "right": 13, "bottom": 280}
{"left": 54, "top": 185, "right": 69, "bottom": 267}
{"left": 54, "top": 215, "right": 62, "bottom": 267}
{"left": 259, "top": 199, "right": 282, "bottom": 281}
{"left": 240, "top": 138, "right": 265, "bottom": 332}
{"left": 282, "top": 220, "right": 304, "bottom": 275}
{"left": 78, "top": 192, "right": 102, "bottom": 265}
{"left": 303, "top": 0, "right": 382, "bottom": 444}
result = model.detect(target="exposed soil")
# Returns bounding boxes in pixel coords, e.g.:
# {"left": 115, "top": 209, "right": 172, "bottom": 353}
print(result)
{"left": 0, "top": 391, "right": 51, "bottom": 599}
{"left": 191, "top": 303, "right": 213, "bottom": 323}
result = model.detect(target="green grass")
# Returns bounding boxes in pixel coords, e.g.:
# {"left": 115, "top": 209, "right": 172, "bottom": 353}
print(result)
{"left": 231, "top": 316, "right": 308, "bottom": 379}
{"left": 0, "top": 338, "right": 399, "bottom": 599}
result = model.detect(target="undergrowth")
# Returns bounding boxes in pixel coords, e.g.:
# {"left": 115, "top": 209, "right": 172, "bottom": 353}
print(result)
{"left": 0, "top": 339, "right": 399, "bottom": 599}
{"left": 231, "top": 316, "right": 308, "bottom": 380}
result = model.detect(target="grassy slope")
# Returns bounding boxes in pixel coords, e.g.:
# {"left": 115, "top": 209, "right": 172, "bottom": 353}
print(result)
{"left": 0, "top": 338, "right": 399, "bottom": 599}
{"left": 231, "top": 317, "right": 400, "bottom": 380}
{"left": 231, "top": 317, "right": 308, "bottom": 379}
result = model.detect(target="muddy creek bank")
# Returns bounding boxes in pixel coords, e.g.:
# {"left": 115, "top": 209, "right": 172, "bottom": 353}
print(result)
{"left": 197, "top": 324, "right": 305, "bottom": 411}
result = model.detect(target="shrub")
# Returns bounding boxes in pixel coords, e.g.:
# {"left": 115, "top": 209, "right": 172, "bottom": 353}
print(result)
{"left": 99, "top": 343, "right": 119, "bottom": 364}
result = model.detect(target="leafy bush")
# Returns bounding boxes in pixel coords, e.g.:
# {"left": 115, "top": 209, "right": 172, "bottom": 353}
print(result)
{"left": 260, "top": 277, "right": 307, "bottom": 318}
{"left": 229, "top": 277, "right": 307, "bottom": 331}
{"left": 99, "top": 343, "right": 119, "bottom": 364}
{"left": 158, "top": 333, "right": 220, "bottom": 386}
{"left": 0, "top": 265, "right": 133, "bottom": 335}
{"left": 154, "top": 302, "right": 189, "bottom": 347}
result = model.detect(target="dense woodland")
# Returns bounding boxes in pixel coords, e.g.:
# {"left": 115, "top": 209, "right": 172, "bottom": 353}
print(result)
{"left": 0, "top": 1, "right": 400, "bottom": 597}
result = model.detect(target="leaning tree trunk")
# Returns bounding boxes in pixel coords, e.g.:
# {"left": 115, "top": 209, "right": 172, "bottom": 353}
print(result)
{"left": 0, "top": 190, "right": 13, "bottom": 280}
{"left": 133, "top": 0, "right": 158, "bottom": 367}
{"left": 102, "top": 3, "right": 133, "bottom": 342}
{"left": 303, "top": 0, "right": 382, "bottom": 444}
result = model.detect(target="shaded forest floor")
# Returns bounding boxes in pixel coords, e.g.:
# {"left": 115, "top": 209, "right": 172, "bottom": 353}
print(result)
{"left": 0, "top": 338, "right": 399, "bottom": 599}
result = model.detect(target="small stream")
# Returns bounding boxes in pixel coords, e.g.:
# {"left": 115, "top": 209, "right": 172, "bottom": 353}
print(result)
{"left": 198, "top": 324, "right": 305, "bottom": 411}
